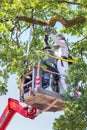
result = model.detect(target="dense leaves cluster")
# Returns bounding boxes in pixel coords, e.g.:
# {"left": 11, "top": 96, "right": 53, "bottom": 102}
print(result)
{"left": 53, "top": 87, "right": 87, "bottom": 130}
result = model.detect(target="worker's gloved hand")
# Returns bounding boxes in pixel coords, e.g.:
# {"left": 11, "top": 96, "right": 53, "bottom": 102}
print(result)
{"left": 45, "top": 27, "right": 51, "bottom": 35}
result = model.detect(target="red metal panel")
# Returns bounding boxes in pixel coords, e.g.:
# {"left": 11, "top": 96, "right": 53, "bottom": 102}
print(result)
{"left": 8, "top": 98, "right": 36, "bottom": 119}
{"left": 8, "top": 98, "right": 28, "bottom": 117}
{"left": 0, "top": 98, "right": 36, "bottom": 130}
{"left": 0, "top": 105, "right": 15, "bottom": 130}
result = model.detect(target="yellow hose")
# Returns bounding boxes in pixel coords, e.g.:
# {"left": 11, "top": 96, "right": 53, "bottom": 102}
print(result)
{"left": 46, "top": 53, "right": 76, "bottom": 63}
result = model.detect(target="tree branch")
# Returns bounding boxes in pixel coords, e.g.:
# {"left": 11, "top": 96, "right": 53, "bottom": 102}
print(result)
{"left": 49, "top": 15, "right": 86, "bottom": 27}
{"left": 57, "top": 0, "right": 87, "bottom": 8}
{"left": 18, "top": 26, "right": 30, "bottom": 37}
{"left": 16, "top": 15, "right": 86, "bottom": 28}
{"left": 57, "top": 0, "right": 82, "bottom": 5}
{"left": 16, "top": 16, "right": 49, "bottom": 26}
{"left": 75, "top": 36, "right": 87, "bottom": 43}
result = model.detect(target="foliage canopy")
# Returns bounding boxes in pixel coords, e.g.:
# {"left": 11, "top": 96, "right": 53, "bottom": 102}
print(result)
{"left": 0, "top": 0, "right": 87, "bottom": 129}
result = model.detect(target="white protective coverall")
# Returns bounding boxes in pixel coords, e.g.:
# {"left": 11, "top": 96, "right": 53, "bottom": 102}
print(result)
{"left": 50, "top": 34, "right": 69, "bottom": 94}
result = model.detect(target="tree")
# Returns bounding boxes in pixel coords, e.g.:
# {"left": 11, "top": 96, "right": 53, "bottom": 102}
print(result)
{"left": 53, "top": 87, "right": 87, "bottom": 130}
{"left": 0, "top": 0, "right": 87, "bottom": 129}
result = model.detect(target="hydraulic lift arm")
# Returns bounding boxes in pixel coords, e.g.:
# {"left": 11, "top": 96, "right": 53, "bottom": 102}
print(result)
{"left": 0, "top": 98, "right": 37, "bottom": 130}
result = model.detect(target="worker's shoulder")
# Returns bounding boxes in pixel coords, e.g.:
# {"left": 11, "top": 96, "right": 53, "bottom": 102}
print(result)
{"left": 59, "top": 40, "right": 67, "bottom": 46}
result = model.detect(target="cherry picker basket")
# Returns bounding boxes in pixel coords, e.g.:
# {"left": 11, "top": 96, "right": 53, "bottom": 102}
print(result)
{"left": 20, "top": 64, "right": 64, "bottom": 112}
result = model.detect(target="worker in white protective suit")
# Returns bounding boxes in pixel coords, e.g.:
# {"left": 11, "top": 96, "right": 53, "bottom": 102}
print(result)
{"left": 46, "top": 27, "right": 69, "bottom": 94}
